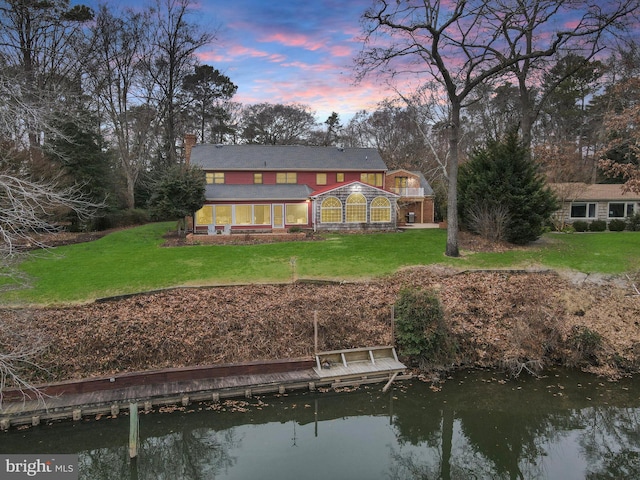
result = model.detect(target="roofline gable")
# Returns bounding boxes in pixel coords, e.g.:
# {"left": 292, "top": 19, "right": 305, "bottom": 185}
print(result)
{"left": 309, "top": 181, "right": 399, "bottom": 198}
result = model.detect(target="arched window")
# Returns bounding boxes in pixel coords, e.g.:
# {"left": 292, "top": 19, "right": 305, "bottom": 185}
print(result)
{"left": 321, "top": 197, "right": 342, "bottom": 223}
{"left": 371, "top": 196, "right": 391, "bottom": 222}
{"left": 346, "top": 193, "right": 367, "bottom": 223}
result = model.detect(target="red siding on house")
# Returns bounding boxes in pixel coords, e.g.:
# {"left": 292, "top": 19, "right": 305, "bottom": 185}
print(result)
{"left": 206, "top": 169, "right": 384, "bottom": 190}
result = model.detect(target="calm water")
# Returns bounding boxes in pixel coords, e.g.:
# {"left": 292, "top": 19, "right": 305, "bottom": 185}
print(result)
{"left": 1, "top": 369, "right": 639, "bottom": 479}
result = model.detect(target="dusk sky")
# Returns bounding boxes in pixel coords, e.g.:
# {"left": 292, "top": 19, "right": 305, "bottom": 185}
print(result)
{"left": 81, "top": 0, "right": 391, "bottom": 122}
{"left": 198, "top": 0, "right": 387, "bottom": 121}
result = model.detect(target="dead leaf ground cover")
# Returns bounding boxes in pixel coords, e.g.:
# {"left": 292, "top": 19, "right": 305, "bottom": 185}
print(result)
{"left": 2, "top": 260, "right": 638, "bottom": 384}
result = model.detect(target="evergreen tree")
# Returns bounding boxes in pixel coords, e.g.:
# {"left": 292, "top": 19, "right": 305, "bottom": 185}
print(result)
{"left": 147, "top": 164, "right": 205, "bottom": 235}
{"left": 459, "top": 130, "right": 557, "bottom": 245}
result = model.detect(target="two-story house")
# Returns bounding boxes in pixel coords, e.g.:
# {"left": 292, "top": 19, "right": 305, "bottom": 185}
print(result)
{"left": 185, "top": 136, "right": 400, "bottom": 233}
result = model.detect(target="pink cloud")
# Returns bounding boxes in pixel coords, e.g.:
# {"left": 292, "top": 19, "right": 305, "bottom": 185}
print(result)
{"left": 260, "top": 32, "right": 326, "bottom": 52}
{"left": 330, "top": 45, "right": 352, "bottom": 57}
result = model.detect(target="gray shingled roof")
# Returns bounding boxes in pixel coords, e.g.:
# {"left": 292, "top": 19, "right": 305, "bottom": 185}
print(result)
{"left": 191, "top": 144, "right": 387, "bottom": 171}
{"left": 205, "top": 184, "right": 313, "bottom": 201}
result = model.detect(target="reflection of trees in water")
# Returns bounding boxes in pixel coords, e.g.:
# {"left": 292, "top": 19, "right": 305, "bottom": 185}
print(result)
{"left": 457, "top": 408, "right": 576, "bottom": 479}
{"left": 578, "top": 407, "right": 640, "bottom": 479}
{"left": 79, "top": 428, "right": 239, "bottom": 480}
{"left": 388, "top": 402, "right": 640, "bottom": 480}
{"left": 80, "top": 447, "right": 131, "bottom": 479}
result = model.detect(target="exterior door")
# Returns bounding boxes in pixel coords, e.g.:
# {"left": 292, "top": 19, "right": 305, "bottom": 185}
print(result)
{"left": 273, "top": 204, "right": 284, "bottom": 228}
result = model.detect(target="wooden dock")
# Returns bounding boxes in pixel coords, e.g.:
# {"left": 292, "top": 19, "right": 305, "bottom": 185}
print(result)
{"left": 314, "top": 346, "right": 406, "bottom": 387}
{"left": 0, "top": 348, "right": 408, "bottom": 431}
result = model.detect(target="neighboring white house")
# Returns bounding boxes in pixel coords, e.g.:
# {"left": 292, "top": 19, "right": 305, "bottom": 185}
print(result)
{"left": 550, "top": 183, "right": 640, "bottom": 224}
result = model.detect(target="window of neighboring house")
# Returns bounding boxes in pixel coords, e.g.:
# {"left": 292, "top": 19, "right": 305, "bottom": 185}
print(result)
{"left": 253, "top": 205, "right": 271, "bottom": 225}
{"left": 371, "top": 196, "right": 391, "bottom": 222}
{"left": 336, "top": 172, "right": 344, "bottom": 182}
{"left": 195, "top": 205, "right": 213, "bottom": 225}
{"left": 570, "top": 202, "right": 596, "bottom": 218}
{"left": 254, "top": 173, "right": 263, "bottom": 184}
{"left": 360, "top": 173, "right": 383, "bottom": 187}
{"left": 321, "top": 197, "right": 342, "bottom": 223}
{"left": 206, "top": 172, "right": 225, "bottom": 184}
{"left": 276, "top": 172, "right": 297, "bottom": 184}
{"left": 215, "top": 205, "right": 232, "bottom": 225}
{"left": 316, "top": 173, "right": 327, "bottom": 185}
{"left": 346, "top": 193, "right": 367, "bottom": 222}
{"left": 285, "top": 203, "right": 308, "bottom": 224}
{"left": 609, "top": 202, "right": 635, "bottom": 218}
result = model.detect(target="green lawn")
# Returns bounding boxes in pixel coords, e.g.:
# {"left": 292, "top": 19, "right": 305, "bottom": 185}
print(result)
{"left": 2, "top": 222, "right": 639, "bottom": 305}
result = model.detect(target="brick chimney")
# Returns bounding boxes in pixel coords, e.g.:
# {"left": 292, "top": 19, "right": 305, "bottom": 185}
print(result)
{"left": 183, "top": 133, "right": 197, "bottom": 164}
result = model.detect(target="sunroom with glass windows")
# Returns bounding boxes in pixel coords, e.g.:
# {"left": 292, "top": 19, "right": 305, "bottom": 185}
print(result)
{"left": 311, "top": 181, "right": 398, "bottom": 231}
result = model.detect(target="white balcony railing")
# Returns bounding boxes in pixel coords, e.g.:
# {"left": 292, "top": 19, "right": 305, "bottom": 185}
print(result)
{"left": 390, "top": 187, "right": 424, "bottom": 197}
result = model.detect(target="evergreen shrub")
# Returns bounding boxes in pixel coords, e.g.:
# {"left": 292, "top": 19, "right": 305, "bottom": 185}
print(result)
{"left": 627, "top": 213, "right": 640, "bottom": 231}
{"left": 589, "top": 220, "right": 607, "bottom": 232}
{"left": 572, "top": 220, "right": 588, "bottom": 232}
{"left": 608, "top": 219, "right": 627, "bottom": 231}
{"left": 394, "top": 288, "right": 453, "bottom": 365}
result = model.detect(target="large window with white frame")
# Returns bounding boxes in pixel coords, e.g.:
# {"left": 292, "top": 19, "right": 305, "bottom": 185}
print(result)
{"left": 320, "top": 197, "right": 342, "bottom": 223}
{"left": 196, "top": 204, "right": 273, "bottom": 226}
{"left": 196, "top": 205, "right": 213, "bottom": 225}
{"left": 346, "top": 193, "right": 367, "bottom": 222}
{"left": 285, "top": 204, "right": 308, "bottom": 224}
{"left": 253, "top": 205, "right": 271, "bottom": 225}
{"left": 370, "top": 196, "right": 391, "bottom": 222}
{"left": 608, "top": 202, "right": 635, "bottom": 218}
{"left": 570, "top": 202, "right": 596, "bottom": 219}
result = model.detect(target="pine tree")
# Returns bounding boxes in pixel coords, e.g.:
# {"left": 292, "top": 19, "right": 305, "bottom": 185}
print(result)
{"left": 459, "top": 130, "right": 558, "bottom": 244}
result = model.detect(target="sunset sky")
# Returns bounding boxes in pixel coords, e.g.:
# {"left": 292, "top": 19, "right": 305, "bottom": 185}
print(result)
{"left": 80, "top": 0, "right": 392, "bottom": 122}
{"left": 198, "top": 0, "right": 388, "bottom": 121}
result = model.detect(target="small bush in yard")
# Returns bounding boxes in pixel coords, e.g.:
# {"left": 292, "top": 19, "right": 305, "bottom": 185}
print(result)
{"left": 608, "top": 219, "right": 627, "bottom": 231}
{"left": 572, "top": 220, "right": 588, "bottom": 232}
{"left": 394, "top": 288, "right": 454, "bottom": 366}
{"left": 627, "top": 213, "right": 640, "bottom": 231}
{"left": 589, "top": 220, "right": 607, "bottom": 232}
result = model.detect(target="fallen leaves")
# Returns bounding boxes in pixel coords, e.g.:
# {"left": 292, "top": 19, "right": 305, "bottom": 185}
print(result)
{"left": 1, "top": 266, "right": 639, "bottom": 384}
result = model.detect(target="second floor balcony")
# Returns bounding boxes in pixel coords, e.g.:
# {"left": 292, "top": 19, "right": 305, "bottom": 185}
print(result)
{"left": 389, "top": 187, "right": 424, "bottom": 197}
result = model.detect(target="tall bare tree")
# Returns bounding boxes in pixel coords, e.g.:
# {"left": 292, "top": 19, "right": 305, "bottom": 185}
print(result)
{"left": 0, "top": 173, "right": 100, "bottom": 404}
{"left": 145, "top": 0, "right": 215, "bottom": 167}
{"left": 0, "top": 0, "right": 92, "bottom": 173}
{"left": 83, "top": 5, "right": 156, "bottom": 209}
{"left": 357, "top": 0, "right": 640, "bottom": 256}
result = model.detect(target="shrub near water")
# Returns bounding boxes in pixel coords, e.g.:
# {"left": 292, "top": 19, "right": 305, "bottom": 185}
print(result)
{"left": 394, "top": 288, "right": 454, "bottom": 367}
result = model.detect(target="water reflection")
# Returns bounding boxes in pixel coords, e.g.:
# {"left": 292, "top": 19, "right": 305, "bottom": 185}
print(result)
{"left": 2, "top": 369, "right": 639, "bottom": 479}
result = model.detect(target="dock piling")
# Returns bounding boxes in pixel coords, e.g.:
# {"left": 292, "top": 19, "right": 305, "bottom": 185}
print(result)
{"left": 129, "top": 402, "right": 139, "bottom": 459}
